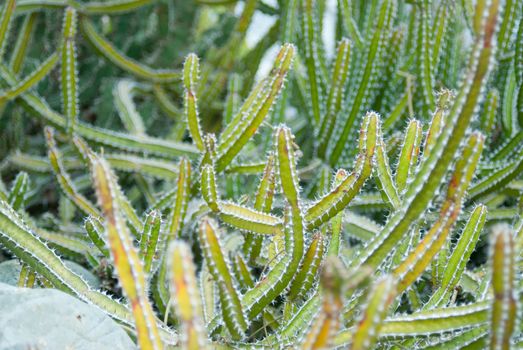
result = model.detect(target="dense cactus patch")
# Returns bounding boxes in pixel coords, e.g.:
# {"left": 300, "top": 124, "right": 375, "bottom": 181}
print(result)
{"left": 0, "top": 0, "right": 522, "bottom": 349}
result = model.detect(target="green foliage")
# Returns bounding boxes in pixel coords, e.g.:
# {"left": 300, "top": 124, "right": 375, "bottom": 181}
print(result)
{"left": 0, "top": 0, "right": 522, "bottom": 349}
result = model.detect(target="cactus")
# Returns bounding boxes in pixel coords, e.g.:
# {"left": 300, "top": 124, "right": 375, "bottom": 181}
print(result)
{"left": 0, "top": 0, "right": 521, "bottom": 349}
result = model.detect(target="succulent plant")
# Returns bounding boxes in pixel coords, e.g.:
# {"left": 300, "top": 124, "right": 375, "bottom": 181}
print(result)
{"left": 0, "top": 0, "right": 522, "bottom": 349}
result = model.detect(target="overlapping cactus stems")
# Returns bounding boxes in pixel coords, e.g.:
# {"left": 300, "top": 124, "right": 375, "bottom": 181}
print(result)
{"left": 0, "top": 0, "right": 522, "bottom": 349}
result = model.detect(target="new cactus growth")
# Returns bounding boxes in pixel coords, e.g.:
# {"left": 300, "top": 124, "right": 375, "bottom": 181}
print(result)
{"left": 0, "top": 0, "right": 521, "bottom": 349}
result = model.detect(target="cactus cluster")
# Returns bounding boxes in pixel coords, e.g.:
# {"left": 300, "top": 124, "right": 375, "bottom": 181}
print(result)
{"left": 0, "top": 0, "right": 522, "bottom": 349}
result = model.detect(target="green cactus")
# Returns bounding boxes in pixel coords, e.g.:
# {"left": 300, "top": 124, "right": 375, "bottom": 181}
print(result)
{"left": 0, "top": 0, "right": 522, "bottom": 349}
